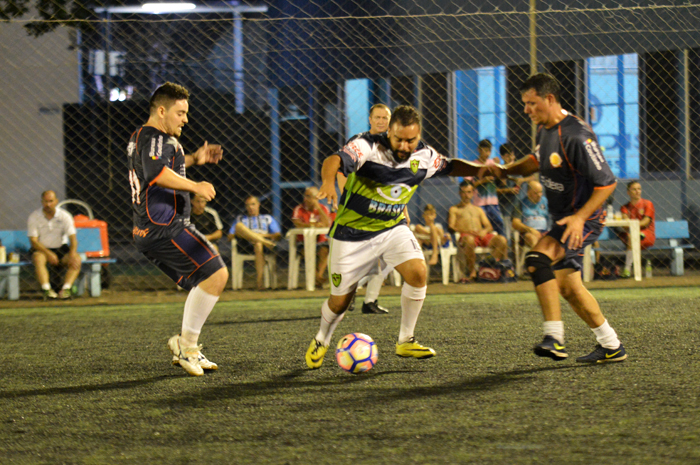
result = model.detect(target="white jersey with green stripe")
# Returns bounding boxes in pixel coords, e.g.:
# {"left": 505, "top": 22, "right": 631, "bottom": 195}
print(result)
{"left": 331, "top": 133, "right": 453, "bottom": 241}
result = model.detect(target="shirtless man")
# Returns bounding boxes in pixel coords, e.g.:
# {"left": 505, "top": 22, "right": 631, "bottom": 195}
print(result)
{"left": 448, "top": 180, "right": 508, "bottom": 281}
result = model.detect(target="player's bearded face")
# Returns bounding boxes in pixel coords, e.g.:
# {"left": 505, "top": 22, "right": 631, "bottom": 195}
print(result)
{"left": 388, "top": 123, "right": 421, "bottom": 161}
{"left": 163, "top": 99, "right": 189, "bottom": 137}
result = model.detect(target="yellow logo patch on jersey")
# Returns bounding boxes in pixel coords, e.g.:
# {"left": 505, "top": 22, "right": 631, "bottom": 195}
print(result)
{"left": 549, "top": 152, "right": 563, "bottom": 168}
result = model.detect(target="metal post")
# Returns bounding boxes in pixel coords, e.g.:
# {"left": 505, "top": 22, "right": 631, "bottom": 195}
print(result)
{"left": 529, "top": 0, "right": 537, "bottom": 150}
{"left": 233, "top": 12, "right": 244, "bottom": 114}
{"left": 268, "top": 88, "right": 281, "bottom": 220}
{"left": 308, "top": 86, "right": 319, "bottom": 184}
{"left": 617, "top": 55, "right": 627, "bottom": 178}
{"left": 680, "top": 49, "right": 690, "bottom": 216}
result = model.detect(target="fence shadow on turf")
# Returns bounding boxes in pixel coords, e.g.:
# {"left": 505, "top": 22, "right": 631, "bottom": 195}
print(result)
{"left": 0, "top": 375, "right": 174, "bottom": 399}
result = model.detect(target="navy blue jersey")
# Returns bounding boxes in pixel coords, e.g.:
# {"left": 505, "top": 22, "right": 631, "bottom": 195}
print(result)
{"left": 534, "top": 113, "right": 616, "bottom": 221}
{"left": 127, "top": 126, "right": 191, "bottom": 247}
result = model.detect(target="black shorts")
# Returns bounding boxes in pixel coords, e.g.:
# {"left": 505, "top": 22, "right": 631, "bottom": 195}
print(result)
{"left": 31, "top": 244, "right": 71, "bottom": 263}
{"left": 141, "top": 225, "right": 225, "bottom": 290}
{"left": 547, "top": 218, "right": 603, "bottom": 272}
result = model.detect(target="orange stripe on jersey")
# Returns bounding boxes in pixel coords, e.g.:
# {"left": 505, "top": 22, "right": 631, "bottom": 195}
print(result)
{"left": 149, "top": 166, "right": 166, "bottom": 186}
{"left": 594, "top": 182, "right": 617, "bottom": 190}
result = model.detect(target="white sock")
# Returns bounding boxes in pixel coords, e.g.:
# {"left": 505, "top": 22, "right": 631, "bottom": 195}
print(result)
{"left": 181, "top": 286, "right": 219, "bottom": 348}
{"left": 364, "top": 274, "right": 383, "bottom": 302}
{"left": 592, "top": 320, "right": 621, "bottom": 349}
{"left": 315, "top": 299, "right": 344, "bottom": 347}
{"left": 62, "top": 283, "right": 72, "bottom": 290}
{"left": 624, "top": 250, "right": 633, "bottom": 272}
{"left": 41, "top": 283, "right": 51, "bottom": 291}
{"left": 543, "top": 320, "right": 565, "bottom": 343}
{"left": 398, "top": 283, "right": 427, "bottom": 344}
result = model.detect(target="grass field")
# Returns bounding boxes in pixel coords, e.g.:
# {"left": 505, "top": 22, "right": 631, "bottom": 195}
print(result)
{"left": 2, "top": 287, "right": 699, "bottom": 464}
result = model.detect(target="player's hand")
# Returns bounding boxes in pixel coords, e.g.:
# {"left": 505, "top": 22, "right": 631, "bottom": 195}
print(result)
{"left": 317, "top": 181, "right": 338, "bottom": 211}
{"left": 557, "top": 214, "right": 586, "bottom": 249}
{"left": 193, "top": 141, "right": 223, "bottom": 165}
{"left": 484, "top": 163, "right": 506, "bottom": 180}
{"left": 195, "top": 181, "right": 216, "bottom": 201}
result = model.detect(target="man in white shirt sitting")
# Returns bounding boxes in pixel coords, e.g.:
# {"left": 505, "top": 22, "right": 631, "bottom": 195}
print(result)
{"left": 27, "top": 191, "right": 82, "bottom": 299}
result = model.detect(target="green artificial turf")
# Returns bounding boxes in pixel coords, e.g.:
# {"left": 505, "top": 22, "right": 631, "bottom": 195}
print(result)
{"left": 1, "top": 288, "right": 699, "bottom": 464}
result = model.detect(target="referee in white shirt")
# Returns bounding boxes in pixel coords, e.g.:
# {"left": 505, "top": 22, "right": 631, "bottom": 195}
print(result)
{"left": 27, "top": 191, "right": 82, "bottom": 299}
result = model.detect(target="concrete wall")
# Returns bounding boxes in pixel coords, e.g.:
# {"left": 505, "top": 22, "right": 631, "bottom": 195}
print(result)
{"left": 0, "top": 21, "right": 78, "bottom": 229}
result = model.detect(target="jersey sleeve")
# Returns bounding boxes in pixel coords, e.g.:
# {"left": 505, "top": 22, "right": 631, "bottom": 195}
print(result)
{"left": 424, "top": 149, "right": 453, "bottom": 179}
{"left": 645, "top": 199, "right": 655, "bottom": 220}
{"left": 268, "top": 216, "right": 282, "bottom": 235}
{"left": 291, "top": 205, "right": 304, "bottom": 222}
{"left": 139, "top": 133, "right": 176, "bottom": 184}
{"left": 27, "top": 212, "right": 39, "bottom": 238}
{"left": 336, "top": 137, "right": 373, "bottom": 177}
{"left": 565, "top": 128, "right": 616, "bottom": 188}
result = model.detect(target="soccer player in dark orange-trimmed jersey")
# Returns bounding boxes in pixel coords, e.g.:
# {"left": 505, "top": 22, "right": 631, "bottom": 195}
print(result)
{"left": 127, "top": 82, "right": 228, "bottom": 376}
{"left": 490, "top": 73, "right": 627, "bottom": 364}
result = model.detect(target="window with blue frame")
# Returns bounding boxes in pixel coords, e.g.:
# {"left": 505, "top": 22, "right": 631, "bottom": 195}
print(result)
{"left": 454, "top": 66, "right": 507, "bottom": 160}
{"left": 587, "top": 54, "right": 639, "bottom": 179}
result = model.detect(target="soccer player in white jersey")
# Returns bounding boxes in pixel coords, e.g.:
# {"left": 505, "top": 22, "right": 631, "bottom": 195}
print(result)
{"left": 338, "top": 103, "right": 394, "bottom": 314}
{"left": 305, "top": 105, "right": 488, "bottom": 368}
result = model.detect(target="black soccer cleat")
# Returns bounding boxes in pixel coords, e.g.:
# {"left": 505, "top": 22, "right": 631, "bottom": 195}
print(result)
{"left": 533, "top": 335, "right": 568, "bottom": 361}
{"left": 362, "top": 300, "right": 389, "bottom": 314}
{"left": 576, "top": 344, "right": 627, "bottom": 363}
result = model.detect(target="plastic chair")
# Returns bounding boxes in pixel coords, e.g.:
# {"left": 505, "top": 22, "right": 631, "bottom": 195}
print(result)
{"left": 230, "top": 237, "right": 277, "bottom": 290}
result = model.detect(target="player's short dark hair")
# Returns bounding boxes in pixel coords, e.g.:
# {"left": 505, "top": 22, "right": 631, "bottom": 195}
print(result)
{"left": 389, "top": 105, "right": 421, "bottom": 129}
{"left": 627, "top": 180, "right": 641, "bottom": 190}
{"left": 520, "top": 73, "right": 561, "bottom": 103}
{"left": 459, "top": 180, "right": 473, "bottom": 189}
{"left": 369, "top": 104, "right": 391, "bottom": 116}
{"left": 149, "top": 82, "right": 189, "bottom": 114}
{"left": 499, "top": 143, "right": 514, "bottom": 156}
{"left": 478, "top": 139, "right": 492, "bottom": 150}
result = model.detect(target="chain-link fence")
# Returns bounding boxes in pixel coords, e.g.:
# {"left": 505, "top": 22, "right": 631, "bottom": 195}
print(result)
{"left": 2, "top": 0, "right": 700, "bottom": 296}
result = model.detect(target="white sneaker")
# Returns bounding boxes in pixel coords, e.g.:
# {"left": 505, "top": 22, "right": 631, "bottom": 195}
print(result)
{"left": 167, "top": 335, "right": 204, "bottom": 376}
{"left": 174, "top": 350, "right": 218, "bottom": 371}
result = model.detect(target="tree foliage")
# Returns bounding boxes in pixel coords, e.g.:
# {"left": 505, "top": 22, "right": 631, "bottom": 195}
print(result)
{"left": 0, "top": 0, "right": 124, "bottom": 36}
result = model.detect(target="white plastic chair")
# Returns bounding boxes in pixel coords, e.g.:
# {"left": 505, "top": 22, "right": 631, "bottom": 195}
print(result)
{"left": 452, "top": 232, "right": 493, "bottom": 282}
{"left": 512, "top": 230, "right": 531, "bottom": 277}
{"left": 230, "top": 237, "right": 277, "bottom": 290}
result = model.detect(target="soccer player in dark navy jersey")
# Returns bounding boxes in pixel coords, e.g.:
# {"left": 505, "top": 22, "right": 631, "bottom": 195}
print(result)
{"left": 127, "top": 82, "right": 229, "bottom": 376}
{"left": 491, "top": 73, "right": 627, "bottom": 364}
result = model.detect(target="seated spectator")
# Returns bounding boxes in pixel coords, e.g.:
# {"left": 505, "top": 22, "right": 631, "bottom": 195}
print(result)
{"left": 619, "top": 180, "right": 656, "bottom": 277}
{"left": 413, "top": 204, "right": 451, "bottom": 266}
{"left": 448, "top": 181, "right": 508, "bottom": 282}
{"left": 291, "top": 186, "right": 333, "bottom": 288}
{"left": 511, "top": 180, "right": 550, "bottom": 249}
{"left": 190, "top": 194, "right": 223, "bottom": 252}
{"left": 468, "top": 139, "right": 505, "bottom": 236}
{"left": 28, "top": 190, "right": 82, "bottom": 300}
{"left": 496, "top": 143, "right": 538, "bottom": 224}
{"left": 227, "top": 195, "right": 282, "bottom": 290}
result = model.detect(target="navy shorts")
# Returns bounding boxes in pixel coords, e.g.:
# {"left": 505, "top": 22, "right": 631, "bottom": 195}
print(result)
{"left": 547, "top": 218, "right": 603, "bottom": 272}
{"left": 141, "top": 225, "right": 225, "bottom": 290}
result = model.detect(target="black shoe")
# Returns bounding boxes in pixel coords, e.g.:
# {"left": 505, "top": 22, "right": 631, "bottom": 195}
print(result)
{"left": 347, "top": 295, "right": 356, "bottom": 312}
{"left": 362, "top": 300, "right": 389, "bottom": 314}
{"left": 576, "top": 344, "right": 627, "bottom": 363}
{"left": 533, "top": 335, "right": 568, "bottom": 361}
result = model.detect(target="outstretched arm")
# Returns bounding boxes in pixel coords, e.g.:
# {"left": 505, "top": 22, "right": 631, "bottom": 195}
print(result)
{"left": 318, "top": 155, "right": 342, "bottom": 210}
{"left": 448, "top": 159, "right": 491, "bottom": 178}
{"left": 490, "top": 155, "right": 540, "bottom": 180}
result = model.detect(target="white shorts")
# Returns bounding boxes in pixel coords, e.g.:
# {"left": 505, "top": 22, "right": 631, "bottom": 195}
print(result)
{"left": 328, "top": 225, "right": 424, "bottom": 295}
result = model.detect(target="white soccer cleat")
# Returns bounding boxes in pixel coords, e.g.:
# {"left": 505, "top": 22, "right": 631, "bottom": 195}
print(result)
{"left": 168, "top": 335, "right": 204, "bottom": 376}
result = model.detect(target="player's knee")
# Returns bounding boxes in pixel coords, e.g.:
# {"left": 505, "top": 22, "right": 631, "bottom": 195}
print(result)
{"left": 524, "top": 251, "right": 554, "bottom": 286}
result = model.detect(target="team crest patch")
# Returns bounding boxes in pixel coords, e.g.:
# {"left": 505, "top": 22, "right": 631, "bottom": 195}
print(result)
{"left": 331, "top": 273, "right": 342, "bottom": 287}
{"left": 410, "top": 159, "right": 420, "bottom": 174}
{"left": 549, "top": 152, "right": 562, "bottom": 168}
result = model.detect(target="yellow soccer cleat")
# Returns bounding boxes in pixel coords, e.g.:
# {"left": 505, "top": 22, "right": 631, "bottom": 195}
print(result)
{"left": 395, "top": 337, "right": 436, "bottom": 359}
{"left": 305, "top": 338, "right": 328, "bottom": 369}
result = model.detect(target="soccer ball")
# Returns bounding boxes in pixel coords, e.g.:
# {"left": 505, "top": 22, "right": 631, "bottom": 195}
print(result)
{"left": 336, "top": 333, "right": 378, "bottom": 374}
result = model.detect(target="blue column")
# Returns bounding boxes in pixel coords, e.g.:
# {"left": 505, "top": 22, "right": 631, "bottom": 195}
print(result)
{"left": 233, "top": 12, "right": 244, "bottom": 114}
{"left": 268, "top": 88, "right": 281, "bottom": 220}
{"left": 308, "top": 85, "right": 319, "bottom": 184}
{"left": 345, "top": 79, "right": 371, "bottom": 140}
{"left": 494, "top": 66, "right": 504, "bottom": 146}
{"left": 454, "top": 70, "right": 479, "bottom": 160}
{"left": 617, "top": 55, "right": 627, "bottom": 178}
